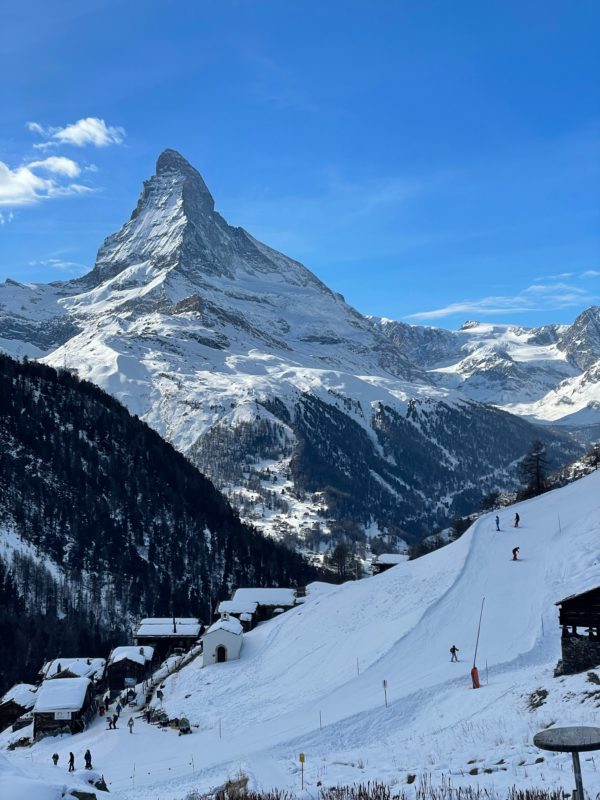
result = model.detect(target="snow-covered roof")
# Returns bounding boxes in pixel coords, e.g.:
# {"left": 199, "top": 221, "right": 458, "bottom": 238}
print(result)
{"left": 139, "top": 617, "right": 200, "bottom": 626}
{"left": 136, "top": 621, "right": 201, "bottom": 638}
{"left": 239, "top": 612, "right": 253, "bottom": 622}
{"left": 108, "top": 646, "right": 154, "bottom": 666}
{"left": 555, "top": 584, "right": 600, "bottom": 605}
{"left": 41, "top": 658, "right": 105, "bottom": 680}
{"left": 374, "top": 553, "right": 407, "bottom": 566}
{"left": 34, "top": 678, "right": 90, "bottom": 713}
{"left": 230, "top": 588, "right": 296, "bottom": 607}
{"left": 0, "top": 683, "right": 37, "bottom": 710}
{"left": 217, "top": 599, "right": 258, "bottom": 615}
{"left": 203, "top": 617, "right": 243, "bottom": 637}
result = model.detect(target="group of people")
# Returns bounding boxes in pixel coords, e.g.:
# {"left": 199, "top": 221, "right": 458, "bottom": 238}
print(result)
{"left": 494, "top": 512, "right": 522, "bottom": 561}
{"left": 51, "top": 749, "right": 92, "bottom": 770}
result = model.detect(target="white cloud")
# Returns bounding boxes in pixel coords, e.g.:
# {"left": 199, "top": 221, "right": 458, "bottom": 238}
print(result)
{"left": 406, "top": 280, "right": 598, "bottom": 321}
{"left": 29, "top": 257, "right": 87, "bottom": 275}
{"left": 28, "top": 117, "right": 125, "bottom": 149}
{"left": 582, "top": 270, "right": 600, "bottom": 278}
{"left": 0, "top": 157, "right": 91, "bottom": 207}
{"left": 0, "top": 211, "right": 15, "bottom": 225}
{"left": 28, "top": 156, "right": 81, "bottom": 178}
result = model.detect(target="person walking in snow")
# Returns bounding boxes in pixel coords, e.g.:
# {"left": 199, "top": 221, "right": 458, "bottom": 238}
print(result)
{"left": 84, "top": 749, "right": 93, "bottom": 770}
{"left": 115, "top": 701, "right": 122, "bottom": 717}
{"left": 112, "top": 713, "right": 118, "bottom": 729}
{"left": 495, "top": 515, "right": 500, "bottom": 531}
{"left": 512, "top": 546, "right": 520, "bottom": 561}
{"left": 52, "top": 753, "right": 59, "bottom": 766}
{"left": 514, "top": 512, "right": 520, "bottom": 528}
{"left": 127, "top": 717, "right": 134, "bottom": 734}
{"left": 450, "top": 644, "right": 459, "bottom": 662}
{"left": 68, "top": 752, "right": 75, "bottom": 772}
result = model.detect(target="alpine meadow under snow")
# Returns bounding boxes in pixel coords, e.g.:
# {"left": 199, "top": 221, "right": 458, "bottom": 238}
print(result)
{"left": 1, "top": 470, "right": 599, "bottom": 799}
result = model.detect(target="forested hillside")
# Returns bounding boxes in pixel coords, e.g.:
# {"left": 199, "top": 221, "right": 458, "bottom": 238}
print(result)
{"left": 0, "top": 355, "right": 314, "bottom": 691}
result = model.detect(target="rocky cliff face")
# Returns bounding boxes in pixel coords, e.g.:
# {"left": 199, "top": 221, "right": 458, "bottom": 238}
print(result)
{"left": 0, "top": 150, "right": 583, "bottom": 544}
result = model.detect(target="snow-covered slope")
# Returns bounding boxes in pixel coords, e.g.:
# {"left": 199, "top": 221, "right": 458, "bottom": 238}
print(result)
{"left": 3, "top": 471, "right": 599, "bottom": 799}
{"left": 373, "top": 313, "right": 600, "bottom": 433}
{"left": 0, "top": 151, "right": 581, "bottom": 542}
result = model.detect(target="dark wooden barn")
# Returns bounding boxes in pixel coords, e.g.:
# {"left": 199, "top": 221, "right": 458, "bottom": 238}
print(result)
{"left": 0, "top": 684, "right": 37, "bottom": 731}
{"left": 106, "top": 646, "right": 154, "bottom": 692}
{"left": 555, "top": 586, "right": 600, "bottom": 675}
{"left": 134, "top": 618, "right": 201, "bottom": 661}
{"left": 33, "top": 677, "right": 96, "bottom": 738}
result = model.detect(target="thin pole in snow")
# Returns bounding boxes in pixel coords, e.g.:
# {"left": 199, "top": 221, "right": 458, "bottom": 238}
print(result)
{"left": 382, "top": 679, "right": 388, "bottom": 707}
{"left": 558, "top": 514, "right": 562, "bottom": 534}
{"left": 319, "top": 711, "right": 322, "bottom": 730}
{"left": 473, "top": 597, "right": 485, "bottom": 669}
{"left": 219, "top": 718, "right": 222, "bottom": 739}
{"left": 356, "top": 657, "right": 360, "bottom": 676}
{"left": 541, "top": 615, "right": 545, "bottom": 637}
{"left": 485, "top": 659, "right": 489, "bottom": 685}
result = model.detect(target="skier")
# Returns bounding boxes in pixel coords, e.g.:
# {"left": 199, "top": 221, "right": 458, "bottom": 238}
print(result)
{"left": 104, "top": 693, "right": 110, "bottom": 708}
{"left": 127, "top": 717, "right": 134, "bottom": 734}
{"left": 514, "top": 512, "right": 520, "bottom": 528}
{"left": 156, "top": 689, "right": 164, "bottom": 704}
{"left": 115, "top": 701, "right": 122, "bottom": 717}
{"left": 52, "top": 753, "right": 59, "bottom": 766}
{"left": 495, "top": 515, "right": 500, "bottom": 531}
{"left": 84, "top": 749, "right": 93, "bottom": 770}
{"left": 68, "top": 752, "right": 75, "bottom": 772}
{"left": 112, "top": 713, "right": 118, "bottom": 729}
{"left": 450, "top": 644, "right": 459, "bottom": 662}
{"left": 512, "top": 546, "right": 520, "bottom": 561}
{"left": 107, "top": 714, "right": 114, "bottom": 730}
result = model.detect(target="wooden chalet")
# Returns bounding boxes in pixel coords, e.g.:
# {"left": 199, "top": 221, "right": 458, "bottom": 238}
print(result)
{"left": 106, "top": 646, "right": 154, "bottom": 691}
{"left": 33, "top": 677, "right": 96, "bottom": 738}
{"left": 38, "top": 657, "right": 106, "bottom": 688}
{"left": 555, "top": 586, "right": 600, "bottom": 675}
{"left": 216, "top": 588, "right": 297, "bottom": 629}
{"left": 134, "top": 617, "right": 201, "bottom": 661}
{"left": 372, "top": 553, "right": 408, "bottom": 575}
{"left": 0, "top": 683, "right": 37, "bottom": 732}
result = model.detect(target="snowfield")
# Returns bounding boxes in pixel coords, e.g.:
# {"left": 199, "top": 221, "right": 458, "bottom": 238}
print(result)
{"left": 2, "top": 471, "right": 600, "bottom": 800}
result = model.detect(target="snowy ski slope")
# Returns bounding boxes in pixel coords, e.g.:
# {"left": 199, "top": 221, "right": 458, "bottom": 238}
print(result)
{"left": 2, "top": 471, "right": 599, "bottom": 799}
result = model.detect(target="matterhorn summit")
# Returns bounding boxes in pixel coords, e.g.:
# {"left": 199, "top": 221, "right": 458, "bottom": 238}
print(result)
{"left": 0, "top": 151, "right": 583, "bottom": 542}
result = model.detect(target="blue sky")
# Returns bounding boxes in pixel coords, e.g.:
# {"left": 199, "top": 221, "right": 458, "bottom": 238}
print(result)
{"left": 1, "top": 0, "right": 598, "bottom": 329}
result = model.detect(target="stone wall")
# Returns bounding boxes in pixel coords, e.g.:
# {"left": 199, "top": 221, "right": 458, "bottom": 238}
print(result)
{"left": 558, "top": 635, "right": 600, "bottom": 675}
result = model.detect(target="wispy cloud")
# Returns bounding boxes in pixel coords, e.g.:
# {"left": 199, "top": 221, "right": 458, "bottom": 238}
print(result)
{"left": 0, "top": 211, "right": 15, "bottom": 225}
{"left": 582, "top": 269, "right": 600, "bottom": 278}
{"left": 0, "top": 156, "right": 92, "bottom": 207}
{"left": 28, "top": 257, "right": 88, "bottom": 275}
{"left": 27, "top": 117, "right": 125, "bottom": 149}
{"left": 406, "top": 279, "right": 599, "bottom": 321}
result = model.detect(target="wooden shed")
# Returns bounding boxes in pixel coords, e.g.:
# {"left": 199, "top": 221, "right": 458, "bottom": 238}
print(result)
{"left": 33, "top": 677, "right": 96, "bottom": 738}
{"left": 372, "top": 553, "right": 408, "bottom": 575}
{"left": 555, "top": 586, "right": 600, "bottom": 674}
{"left": 0, "top": 683, "right": 37, "bottom": 732}
{"left": 106, "top": 646, "right": 154, "bottom": 691}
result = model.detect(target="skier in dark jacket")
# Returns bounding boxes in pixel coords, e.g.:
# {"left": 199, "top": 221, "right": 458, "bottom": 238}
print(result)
{"left": 514, "top": 513, "right": 520, "bottom": 528}
{"left": 450, "top": 644, "right": 459, "bottom": 662}
{"left": 84, "top": 749, "right": 92, "bottom": 769}
{"left": 115, "top": 701, "right": 122, "bottom": 717}
{"left": 495, "top": 515, "right": 500, "bottom": 531}
{"left": 52, "top": 753, "right": 59, "bottom": 766}
{"left": 512, "top": 546, "right": 520, "bottom": 561}
{"left": 68, "top": 752, "right": 75, "bottom": 772}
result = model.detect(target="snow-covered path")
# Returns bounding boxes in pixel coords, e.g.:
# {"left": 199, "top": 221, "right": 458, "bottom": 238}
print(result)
{"left": 3, "top": 472, "right": 600, "bottom": 799}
